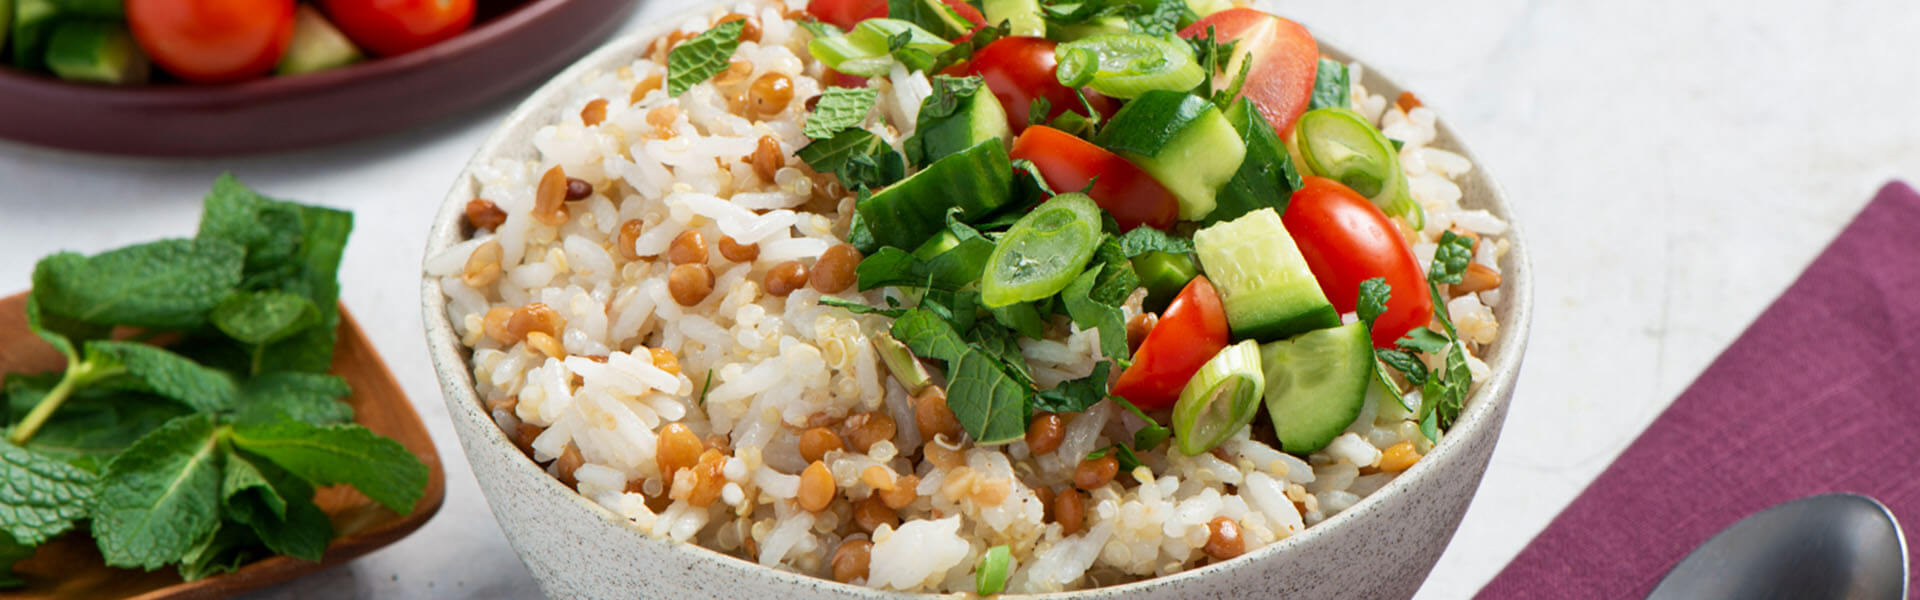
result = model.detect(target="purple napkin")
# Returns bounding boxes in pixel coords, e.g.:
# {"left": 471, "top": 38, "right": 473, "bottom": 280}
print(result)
{"left": 1478, "top": 182, "right": 1920, "bottom": 598}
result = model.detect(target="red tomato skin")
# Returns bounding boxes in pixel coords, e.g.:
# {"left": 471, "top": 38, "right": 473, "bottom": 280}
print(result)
{"left": 807, "top": 0, "right": 887, "bottom": 31}
{"left": 1283, "top": 177, "right": 1433, "bottom": 348}
{"left": 1180, "top": 8, "right": 1318, "bottom": 135}
{"left": 126, "top": 0, "right": 295, "bottom": 84}
{"left": 322, "top": 0, "right": 476, "bottom": 57}
{"left": 808, "top": 0, "right": 983, "bottom": 35}
{"left": 1009, "top": 126, "right": 1180, "bottom": 232}
{"left": 1111, "top": 276, "right": 1231, "bottom": 410}
{"left": 959, "top": 37, "right": 1116, "bottom": 134}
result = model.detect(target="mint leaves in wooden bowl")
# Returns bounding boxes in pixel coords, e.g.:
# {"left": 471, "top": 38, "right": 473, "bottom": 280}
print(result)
{"left": 0, "top": 175, "right": 444, "bottom": 599}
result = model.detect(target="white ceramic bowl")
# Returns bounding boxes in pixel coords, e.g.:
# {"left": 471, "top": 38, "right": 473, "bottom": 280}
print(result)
{"left": 422, "top": 9, "right": 1533, "bottom": 598}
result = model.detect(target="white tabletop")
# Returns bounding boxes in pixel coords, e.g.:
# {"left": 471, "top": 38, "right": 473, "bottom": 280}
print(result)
{"left": 3, "top": 1, "right": 1916, "bottom": 597}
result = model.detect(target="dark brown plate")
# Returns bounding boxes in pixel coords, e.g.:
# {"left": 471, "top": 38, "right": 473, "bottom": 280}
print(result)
{"left": 0, "top": 0, "right": 636, "bottom": 157}
{"left": 0, "top": 292, "right": 447, "bottom": 600}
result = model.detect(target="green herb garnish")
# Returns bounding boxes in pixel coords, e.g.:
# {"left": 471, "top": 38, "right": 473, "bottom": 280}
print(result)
{"left": 803, "top": 86, "right": 880, "bottom": 139}
{"left": 0, "top": 175, "right": 426, "bottom": 585}
{"left": 666, "top": 19, "right": 746, "bottom": 96}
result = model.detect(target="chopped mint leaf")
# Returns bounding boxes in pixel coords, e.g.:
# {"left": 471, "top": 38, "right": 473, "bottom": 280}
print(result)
{"left": 803, "top": 86, "right": 879, "bottom": 139}
{"left": 667, "top": 19, "right": 746, "bottom": 96}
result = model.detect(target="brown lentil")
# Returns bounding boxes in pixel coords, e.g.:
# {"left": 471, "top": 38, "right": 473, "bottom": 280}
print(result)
{"left": 879, "top": 474, "right": 919, "bottom": 509}
{"left": 525, "top": 331, "right": 564, "bottom": 359}
{"left": 1454, "top": 263, "right": 1503, "bottom": 294}
{"left": 1126, "top": 312, "right": 1157, "bottom": 353}
{"left": 1378, "top": 441, "right": 1421, "bottom": 473}
{"left": 749, "top": 73, "right": 793, "bottom": 117}
{"left": 655, "top": 423, "right": 703, "bottom": 479}
{"left": 810, "top": 243, "right": 861, "bottom": 294}
{"left": 554, "top": 444, "right": 585, "bottom": 487}
{"left": 482, "top": 307, "right": 514, "bottom": 344}
{"left": 465, "top": 198, "right": 507, "bottom": 231}
{"left": 745, "top": 135, "right": 783, "bottom": 183}
{"left": 1054, "top": 488, "right": 1086, "bottom": 535}
{"left": 507, "top": 303, "right": 566, "bottom": 343}
{"left": 1074, "top": 455, "right": 1119, "bottom": 490}
{"left": 923, "top": 441, "right": 964, "bottom": 470}
{"left": 687, "top": 449, "right": 727, "bottom": 507}
{"left": 565, "top": 177, "right": 593, "bottom": 201}
{"left": 765, "top": 260, "right": 809, "bottom": 296}
{"left": 714, "top": 59, "right": 752, "bottom": 87}
{"left": 803, "top": 94, "right": 822, "bottom": 112}
{"left": 579, "top": 98, "right": 608, "bottom": 126}
{"left": 911, "top": 387, "right": 961, "bottom": 441}
{"left": 646, "top": 104, "right": 679, "bottom": 137}
{"left": 647, "top": 347, "right": 682, "bottom": 375}
{"left": 533, "top": 166, "right": 570, "bottom": 226}
{"left": 616, "top": 219, "right": 646, "bottom": 261}
{"left": 1025, "top": 413, "right": 1066, "bottom": 455}
{"left": 461, "top": 239, "right": 503, "bottom": 287}
{"left": 798, "top": 461, "right": 836, "bottom": 513}
{"left": 840, "top": 412, "right": 895, "bottom": 453}
{"left": 717, "top": 235, "right": 760, "bottom": 262}
{"left": 513, "top": 422, "right": 542, "bottom": 457}
{"left": 798, "top": 427, "right": 845, "bottom": 463}
{"left": 1204, "top": 517, "right": 1246, "bottom": 560}
{"left": 667, "top": 230, "right": 708, "bottom": 265}
{"left": 851, "top": 495, "right": 898, "bottom": 533}
{"left": 668, "top": 263, "right": 715, "bottom": 306}
{"left": 630, "top": 73, "right": 663, "bottom": 104}
{"left": 1395, "top": 91, "right": 1424, "bottom": 113}
{"left": 859, "top": 465, "right": 894, "bottom": 490}
{"left": 830, "top": 539, "right": 871, "bottom": 583}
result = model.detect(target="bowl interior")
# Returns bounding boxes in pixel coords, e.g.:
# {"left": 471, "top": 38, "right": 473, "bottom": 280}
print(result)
{"left": 420, "top": 11, "right": 1533, "bottom": 597}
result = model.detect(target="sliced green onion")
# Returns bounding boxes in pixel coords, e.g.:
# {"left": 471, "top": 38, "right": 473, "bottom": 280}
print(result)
{"left": 976, "top": 544, "right": 1012, "bottom": 595}
{"left": 980, "top": 193, "right": 1103, "bottom": 308}
{"left": 983, "top": 0, "right": 1046, "bottom": 37}
{"left": 1172, "top": 340, "right": 1265, "bottom": 456}
{"left": 807, "top": 18, "right": 955, "bottom": 77}
{"left": 1054, "top": 33, "right": 1204, "bottom": 99}
{"left": 874, "top": 331, "right": 932, "bottom": 393}
{"left": 1294, "top": 107, "right": 1424, "bottom": 229}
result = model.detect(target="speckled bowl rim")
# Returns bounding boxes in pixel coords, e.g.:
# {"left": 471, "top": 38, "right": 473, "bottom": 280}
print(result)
{"left": 421, "top": 5, "right": 1533, "bottom": 596}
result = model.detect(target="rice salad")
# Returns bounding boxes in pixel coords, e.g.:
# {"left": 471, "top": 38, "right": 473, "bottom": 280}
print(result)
{"left": 428, "top": 0, "right": 1510, "bottom": 593}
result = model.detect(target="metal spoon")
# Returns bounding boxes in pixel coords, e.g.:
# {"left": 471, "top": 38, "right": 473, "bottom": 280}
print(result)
{"left": 1647, "top": 493, "right": 1909, "bottom": 600}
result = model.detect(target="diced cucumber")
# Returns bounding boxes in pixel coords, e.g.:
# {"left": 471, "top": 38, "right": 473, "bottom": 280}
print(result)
{"left": 912, "top": 230, "right": 962, "bottom": 261}
{"left": 1208, "top": 97, "right": 1304, "bottom": 224}
{"left": 983, "top": 0, "right": 1044, "bottom": 37}
{"left": 905, "top": 80, "right": 1010, "bottom": 166}
{"left": 1048, "top": 16, "right": 1128, "bottom": 42}
{"left": 11, "top": 0, "right": 56, "bottom": 70}
{"left": 1095, "top": 90, "right": 1245, "bottom": 220}
{"left": 858, "top": 138, "right": 1013, "bottom": 250}
{"left": 1192, "top": 208, "right": 1338, "bottom": 341}
{"left": 1132, "top": 250, "right": 1196, "bottom": 314}
{"left": 1260, "top": 321, "right": 1373, "bottom": 454}
{"left": 44, "top": 20, "right": 146, "bottom": 85}
{"left": 277, "top": 4, "right": 363, "bottom": 75}
{"left": 1186, "top": 0, "right": 1231, "bottom": 18}
{"left": 1174, "top": 339, "right": 1264, "bottom": 455}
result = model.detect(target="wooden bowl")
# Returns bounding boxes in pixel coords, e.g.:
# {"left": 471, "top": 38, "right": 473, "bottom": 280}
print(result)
{"left": 0, "top": 292, "right": 447, "bottom": 600}
{"left": 0, "top": 0, "right": 636, "bottom": 157}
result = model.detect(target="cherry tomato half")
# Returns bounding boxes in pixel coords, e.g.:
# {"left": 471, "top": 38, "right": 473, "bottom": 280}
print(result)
{"left": 1111, "top": 276, "right": 1231, "bottom": 410}
{"left": 321, "top": 0, "right": 475, "bottom": 57}
{"left": 1009, "top": 125, "right": 1179, "bottom": 232}
{"left": 1283, "top": 177, "right": 1432, "bottom": 348}
{"left": 126, "top": 0, "right": 295, "bottom": 84}
{"left": 1180, "top": 8, "right": 1318, "bottom": 135}
{"left": 957, "top": 37, "right": 1116, "bottom": 134}
{"left": 807, "top": 0, "right": 984, "bottom": 36}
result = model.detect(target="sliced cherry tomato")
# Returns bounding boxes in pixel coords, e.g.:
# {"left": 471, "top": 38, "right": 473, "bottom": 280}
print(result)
{"left": 321, "top": 0, "right": 475, "bottom": 57}
{"left": 1111, "top": 276, "right": 1231, "bottom": 410}
{"left": 809, "top": 0, "right": 984, "bottom": 36}
{"left": 1009, "top": 125, "right": 1179, "bottom": 232}
{"left": 1180, "top": 8, "right": 1318, "bottom": 135}
{"left": 957, "top": 37, "right": 1116, "bottom": 134}
{"left": 1282, "top": 177, "right": 1432, "bottom": 348}
{"left": 126, "top": 0, "right": 295, "bottom": 84}
{"left": 825, "top": 68, "right": 871, "bottom": 88}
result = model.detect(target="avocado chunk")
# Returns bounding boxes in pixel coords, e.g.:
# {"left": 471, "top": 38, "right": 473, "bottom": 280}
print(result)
{"left": 277, "top": 4, "right": 363, "bottom": 75}
{"left": 904, "top": 77, "right": 1010, "bottom": 167}
{"left": 1261, "top": 321, "right": 1374, "bottom": 454}
{"left": 1192, "top": 207, "right": 1338, "bottom": 341}
{"left": 1094, "top": 90, "right": 1246, "bottom": 221}
{"left": 1207, "top": 97, "right": 1304, "bottom": 224}
{"left": 44, "top": 20, "right": 147, "bottom": 84}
